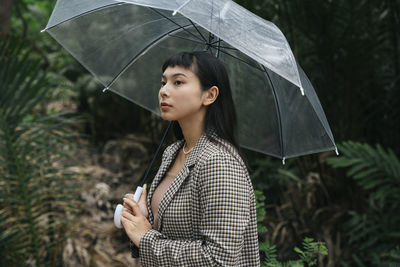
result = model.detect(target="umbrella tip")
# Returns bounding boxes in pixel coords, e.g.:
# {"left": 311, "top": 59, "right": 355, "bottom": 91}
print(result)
{"left": 300, "top": 87, "right": 305, "bottom": 96}
{"left": 282, "top": 157, "right": 286, "bottom": 165}
{"left": 335, "top": 147, "right": 339, "bottom": 156}
{"left": 172, "top": 0, "right": 192, "bottom": 16}
{"left": 103, "top": 87, "right": 109, "bottom": 93}
{"left": 40, "top": 29, "right": 46, "bottom": 33}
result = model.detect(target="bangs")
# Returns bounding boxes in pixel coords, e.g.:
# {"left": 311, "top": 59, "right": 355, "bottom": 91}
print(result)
{"left": 162, "top": 52, "right": 199, "bottom": 73}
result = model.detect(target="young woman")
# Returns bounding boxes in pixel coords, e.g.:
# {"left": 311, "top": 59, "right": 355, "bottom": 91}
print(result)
{"left": 121, "top": 51, "right": 260, "bottom": 266}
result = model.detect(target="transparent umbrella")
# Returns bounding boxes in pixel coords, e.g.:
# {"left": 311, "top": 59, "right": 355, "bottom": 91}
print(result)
{"left": 41, "top": 0, "right": 337, "bottom": 161}
{"left": 41, "top": 0, "right": 338, "bottom": 228}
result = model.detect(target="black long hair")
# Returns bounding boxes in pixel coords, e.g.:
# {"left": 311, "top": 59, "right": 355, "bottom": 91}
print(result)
{"left": 161, "top": 51, "right": 242, "bottom": 157}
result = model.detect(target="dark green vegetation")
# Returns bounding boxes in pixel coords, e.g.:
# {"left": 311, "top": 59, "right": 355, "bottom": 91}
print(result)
{"left": 1, "top": 0, "right": 399, "bottom": 266}
{"left": 0, "top": 36, "right": 83, "bottom": 265}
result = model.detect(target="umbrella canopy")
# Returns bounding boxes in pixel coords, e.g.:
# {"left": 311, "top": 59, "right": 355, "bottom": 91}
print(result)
{"left": 42, "top": 0, "right": 337, "bottom": 161}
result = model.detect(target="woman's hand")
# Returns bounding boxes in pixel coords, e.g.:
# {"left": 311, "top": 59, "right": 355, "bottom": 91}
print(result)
{"left": 121, "top": 189, "right": 152, "bottom": 247}
{"left": 121, "top": 185, "right": 152, "bottom": 247}
{"left": 124, "top": 184, "right": 148, "bottom": 218}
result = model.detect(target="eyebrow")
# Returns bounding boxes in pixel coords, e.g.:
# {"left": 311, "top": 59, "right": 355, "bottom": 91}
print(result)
{"left": 161, "top": 73, "right": 188, "bottom": 79}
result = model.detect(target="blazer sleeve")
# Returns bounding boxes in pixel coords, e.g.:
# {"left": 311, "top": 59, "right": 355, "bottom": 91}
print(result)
{"left": 138, "top": 151, "right": 251, "bottom": 266}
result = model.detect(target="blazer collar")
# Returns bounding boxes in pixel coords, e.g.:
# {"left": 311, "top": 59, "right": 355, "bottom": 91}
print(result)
{"left": 161, "top": 128, "right": 218, "bottom": 169}
{"left": 147, "top": 129, "right": 217, "bottom": 231}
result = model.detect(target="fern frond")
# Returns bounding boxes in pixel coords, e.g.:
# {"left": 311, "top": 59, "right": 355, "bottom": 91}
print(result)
{"left": 328, "top": 141, "right": 400, "bottom": 265}
{"left": 327, "top": 141, "right": 400, "bottom": 203}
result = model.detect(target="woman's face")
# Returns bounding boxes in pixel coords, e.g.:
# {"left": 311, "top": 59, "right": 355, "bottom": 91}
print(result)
{"left": 159, "top": 65, "right": 206, "bottom": 122}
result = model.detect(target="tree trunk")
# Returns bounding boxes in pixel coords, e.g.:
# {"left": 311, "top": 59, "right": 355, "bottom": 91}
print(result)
{"left": 0, "top": 0, "right": 14, "bottom": 39}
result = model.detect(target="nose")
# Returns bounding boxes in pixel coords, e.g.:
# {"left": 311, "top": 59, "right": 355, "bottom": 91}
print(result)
{"left": 159, "top": 84, "right": 169, "bottom": 98}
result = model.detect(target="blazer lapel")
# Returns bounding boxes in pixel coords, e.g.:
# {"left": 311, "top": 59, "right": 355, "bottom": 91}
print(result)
{"left": 147, "top": 131, "right": 216, "bottom": 231}
{"left": 147, "top": 140, "right": 183, "bottom": 227}
{"left": 155, "top": 164, "right": 190, "bottom": 231}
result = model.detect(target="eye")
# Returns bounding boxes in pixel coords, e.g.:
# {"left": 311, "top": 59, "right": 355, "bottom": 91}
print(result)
{"left": 174, "top": 80, "right": 183, "bottom": 85}
{"left": 161, "top": 81, "right": 166, "bottom": 86}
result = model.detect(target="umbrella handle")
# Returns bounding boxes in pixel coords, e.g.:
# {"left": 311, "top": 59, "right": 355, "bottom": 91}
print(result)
{"left": 114, "top": 186, "right": 143, "bottom": 228}
{"left": 114, "top": 121, "right": 172, "bottom": 229}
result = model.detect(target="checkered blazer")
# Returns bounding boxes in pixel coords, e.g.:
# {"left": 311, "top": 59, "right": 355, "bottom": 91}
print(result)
{"left": 130, "top": 130, "right": 260, "bottom": 266}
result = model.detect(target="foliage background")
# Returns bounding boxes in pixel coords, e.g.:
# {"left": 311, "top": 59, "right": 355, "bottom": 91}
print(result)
{"left": 1, "top": 0, "right": 399, "bottom": 266}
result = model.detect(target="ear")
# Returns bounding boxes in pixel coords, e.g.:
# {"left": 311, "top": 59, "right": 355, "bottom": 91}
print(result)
{"left": 202, "top": 86, "right": 219, "bottom": 106}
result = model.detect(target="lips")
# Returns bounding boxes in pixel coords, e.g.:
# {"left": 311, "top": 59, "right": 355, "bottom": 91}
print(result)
{"left": 160, "top": 102, "right": 172, "bottom": 107}
{"left": 160, "top": 102, "right": 172, "bottom": 111}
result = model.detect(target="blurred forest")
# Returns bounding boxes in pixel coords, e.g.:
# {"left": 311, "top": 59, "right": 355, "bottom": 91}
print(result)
{"left": 1, "top": 0, "right": 399, "bottom": 266}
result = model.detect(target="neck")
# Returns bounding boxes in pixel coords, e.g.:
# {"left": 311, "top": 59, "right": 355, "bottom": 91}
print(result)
{"left": 178, "top": 114, "right": 205, "bottom": 151}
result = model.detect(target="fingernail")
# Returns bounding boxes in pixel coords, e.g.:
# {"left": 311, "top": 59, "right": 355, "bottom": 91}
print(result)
{"left": 123, "top": 198, "right": 127, "bottom": 202}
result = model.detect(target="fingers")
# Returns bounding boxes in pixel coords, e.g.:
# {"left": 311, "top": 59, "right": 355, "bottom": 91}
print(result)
{"left": 124, "top": 193, "right": 134, "bottom": 199}
{"left": 123, "top": 198, "right": 133, "bottom": 213}
{"left": 123, "top": 193, "right": 135, "bottom": 211}
{"left": 123, "top": 186, "right": 147, "bottom": 217}
{"left": 121, "top": 207, "right": 136, "bottom": 221}
{"left": 139, "top": 184, "right": 147, "bottom": 203}
{"left": 123, "top": 197, "right": 142, "bottom": 216}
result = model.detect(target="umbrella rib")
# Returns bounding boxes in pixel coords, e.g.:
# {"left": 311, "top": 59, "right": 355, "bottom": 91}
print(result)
{"left": 149, "top": 8, "right": 204, "bottom": 44}
{"left": 211, "top": 45, "right": 238, "bottom": 51}
{"left": 43, "top": 3, "right": 123, "bottom": 31}
{"left": 84, "top": 16, "right": 185, "bottom": 60}
{"left": 215, "top": 48, "right": 266, "bottom": 72}
{"left": 105, "top": 24, "right": 194, "bottom": 89}
{"left": 167, "top": 34, "right": 207, "bottom": 45}
{"left": 215, "top": 38, "right": 221, "bottom": 58}
{"left": 187, "top": 19, "right": 208, "bottom": 43}
{"left": 208, "top": 38, "right": 239, "bottom": 52}
{"left": 260, "top": 64, "right": 285, "bottom": 159}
